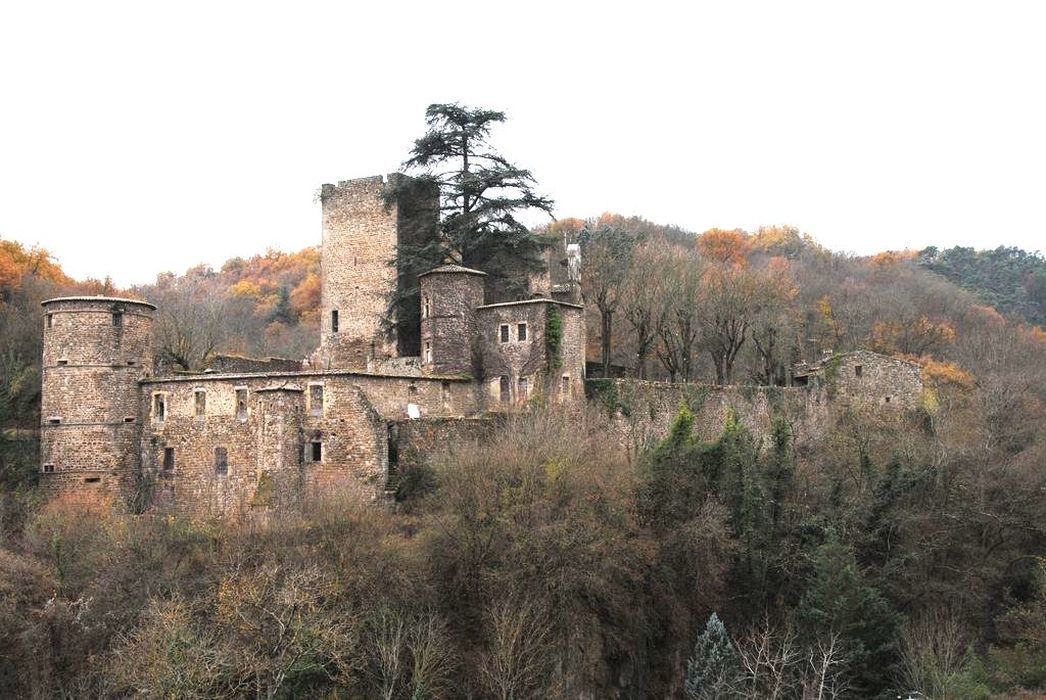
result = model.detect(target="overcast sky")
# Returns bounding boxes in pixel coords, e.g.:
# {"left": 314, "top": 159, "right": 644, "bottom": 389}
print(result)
{"left": 1, "top": 1, "right": 1043, "bottom": 286}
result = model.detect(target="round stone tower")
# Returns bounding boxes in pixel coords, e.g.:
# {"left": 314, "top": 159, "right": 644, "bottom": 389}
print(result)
{"left": 419, "top": 264, "right": 487, "bottom": 375}
{"left": 40, "top": 296, "right": 156, "bottom": 502}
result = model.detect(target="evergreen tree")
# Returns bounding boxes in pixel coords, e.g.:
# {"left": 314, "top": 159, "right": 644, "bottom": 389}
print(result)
{"left": 796, "top": 530, "right": 900, "bottom": 696}
{"left": 390, "top": 103, "right": 554, "bottom": 298}
{"left": 685, "top": 612, "right": 739, "bottom": 699}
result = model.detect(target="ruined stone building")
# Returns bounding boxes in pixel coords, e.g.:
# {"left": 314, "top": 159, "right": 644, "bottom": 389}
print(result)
{"left": 791, "top": 350, "right": 923, "bottom": 411}
{"left": 39, "top": 175, "right": 586, "bottom": 516}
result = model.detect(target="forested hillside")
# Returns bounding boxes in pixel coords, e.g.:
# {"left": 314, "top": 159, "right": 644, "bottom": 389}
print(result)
{"left": 1, "top": 229, "right": 1045, "bottom": 698}
{"left": 917, "top": 245, "right": 1046, "bottom": 326}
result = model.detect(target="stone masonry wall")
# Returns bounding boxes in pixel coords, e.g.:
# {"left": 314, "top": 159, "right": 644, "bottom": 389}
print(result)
{"left": 824, "top": 350, "right": 923, "bottom": 411}
{"left": 139, "top": 370, "right": 481, "bottom": 517}
{"left": 586, "top": 379, "right": 832, "bottom": 459}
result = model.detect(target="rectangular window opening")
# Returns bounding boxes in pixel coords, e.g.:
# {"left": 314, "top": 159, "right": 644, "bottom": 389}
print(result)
{"left": 84, "top": 477, "right": 101, "bottom": 484}
{"left": 499, "top": 375, "right": 510, "bottom": 403}
{"left": 123, "top": 416, "right": 135, "bottom": 423}
{"left": 42, "top": 463, "right": 55, "bottom": 473}
{"left": 561, "top": 375, "right": 570, "bottom": 394}
{"left": 48, "top": 417, "right": 61, "bottom": 425}
{"left": 163, "top": 447, "right": 175, "bottom": 471}
{"left": 424, "top": 340, "right": 432, "bottom": 363}
{"left": 214, "top": 446, "right": 228, "bottom": 475}
{"left": 309, "top": 384, "right": 324, "bottom": 417}
{"left": 310, "top": 441, "right": 322, "bottom": 462}
{"left": 331, "top": 309, "right": 339, "bottom": 333}
{"left": 499, "top": 324, "right": 509, "bottom": 343}
{"left": 236, "top": 388, "right": 248, "bottom": 421}
{"left": 153, "top": 394, "right": 166, "bottom": 421}
{"left": 112, "top": 312, "right": 123, "bottom": 327}
{"left": 194, "top": 390, "right": 206, "bottom": 419}
{"left": 422, "top": 296, "right": 430, "bottom": 319}
{"left": 854, "top": 364, "right": 863, "bottom": 377}
{"left": 56, "top": 359, "right": 68, "bottom": 366}
{"left": 46, "top": 313, "right": 53, "bottom": 329}
{"left": 517, "top": 322, "right": 527, "bottom": 341}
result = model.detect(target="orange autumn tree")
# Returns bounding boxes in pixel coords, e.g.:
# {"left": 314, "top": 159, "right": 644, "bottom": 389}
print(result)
{"left": 870, "top": 316, "right": 956, "bottom": 356}
{"left": 696, "top": 228, "right": 749, "bottom": 267}
{"left": 0, "top": 239, "right": 72, "bottom": 305}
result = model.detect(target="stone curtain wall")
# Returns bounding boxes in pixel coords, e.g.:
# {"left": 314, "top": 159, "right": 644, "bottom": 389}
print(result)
{"left": 586, "top": 379, "right": 832, "bottom": 458}
{"left": 40, "top": 297, "right": 155, "bottom": 501}
{"left": 204, "top": 354, "right": 302, "bottom": 374}
{"left": 391, "top": 416, "right": 499, "bottom": 476}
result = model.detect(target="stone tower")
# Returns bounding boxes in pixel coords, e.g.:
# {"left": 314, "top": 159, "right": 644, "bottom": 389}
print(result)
{"left": 419, "top": 264, "right": 487, "bottom": 375}
{"left": 319, "top": 174, "right": 438, "bottom": 369}
{"left": 39, "top": 296, "right": 156, "bottom": 502}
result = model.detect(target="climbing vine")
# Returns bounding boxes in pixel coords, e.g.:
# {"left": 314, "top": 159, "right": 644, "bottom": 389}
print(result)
{"left": 545, "top": 305, "right": 563, "bottom": 371}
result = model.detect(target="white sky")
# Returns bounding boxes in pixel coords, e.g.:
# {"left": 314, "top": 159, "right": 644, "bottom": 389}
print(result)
{"left": 1, "top": 1, "right": 1044, "bottom": 286}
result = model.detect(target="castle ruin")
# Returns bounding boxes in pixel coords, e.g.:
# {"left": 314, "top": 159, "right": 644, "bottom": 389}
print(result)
{"left": 39, "top": 175, "right": 585, "bottom": 516}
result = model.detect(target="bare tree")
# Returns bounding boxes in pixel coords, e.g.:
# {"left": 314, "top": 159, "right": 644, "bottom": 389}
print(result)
{"left": 580, "top": 216, "right": 639, "bottom": 376}
{"left": 480, "top": 599, "right": 552, "bottom": 700}
{"left": 407, "top": 613, "right": 456, "bottom": 699}
{"left": 142, "top": 268, "right": 228, "bottom": 371}
{"left": 734, "top": 617, "right": 801, "bottom": 699}
{"left": 801, "top": 633, "right": 849, "bottom": 700}
{"left": 368, "top": 607, "right": 406, "bottom": 700}
{"left": 621, "top": 239, "right": 668, "bottom": 378}
{"left": 656, "top": 249, "right": 703, "bottom": 382}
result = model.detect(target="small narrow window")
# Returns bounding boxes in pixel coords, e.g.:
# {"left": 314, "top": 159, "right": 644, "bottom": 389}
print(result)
{"left": 124, "top": 416, "right": 135, "bottom": 423}
{"left": 885, "top": 395, "right": 891, "bottom": 404}
{"left": 499, "top": 375, "right": 510, "bottom": 403}
{"left": 42, "top": 463, "right": 55, "bottom": 473}
{"left": 423, "top": 296, "right": 430, "bottom": 319}
{"left": 46, "top": 313, "right": 53, "bottom": 329}
{"left": 194, "top": 390, "right": 206, "bottom": 419}
{"left": 56, "top": 359, "right": 68, "bottom": 366}
{"left": 214, "top": 447, "right": 228, "bottom": 475}
{"left": 310, "top": 384, "right": 323, "bottom": 417}
{"left": 113, "top": 312, "right": 123, "bottom": 327}
{"left": 48, "top": 417, "right": 61, "bottom": 425}
{"left": 331, "top": 309, "right": 339, "bottom": 333}
{"left": 127, "top": 359, "right": 136, "bottom": 366}
{"left": 163, "top": 447, "right": 175, "bottom": 471}
{"left": 499, "top": 324, "right": 510, "bottom": 343}
{"left": 424, "top": 340, "right": 433, "bottom": 363}
{"left": 517, "top": 323, "right": 527, "bottom": 341}
{"left": 387, "top": 422, "right": 399, "bottom": 468}
{"left": 310, "top": 441, "right": 322, "bottom": 462}
{"left": 854, "top": 365, "right": 863, "bottom": 378}
{"left": 236, "top": 388, "right": 248, "bottom": 421}
{"left": 518, "top": 376, "right": 529, "bottom": 401}
{"left": 85, "top": 477, "right": 101, "bottom": 484}
{"left": 153, "top": 394, "right": 166, "bottom": 421}
{"left": 561, "top": 375, "right": 570, "bottom": 395}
